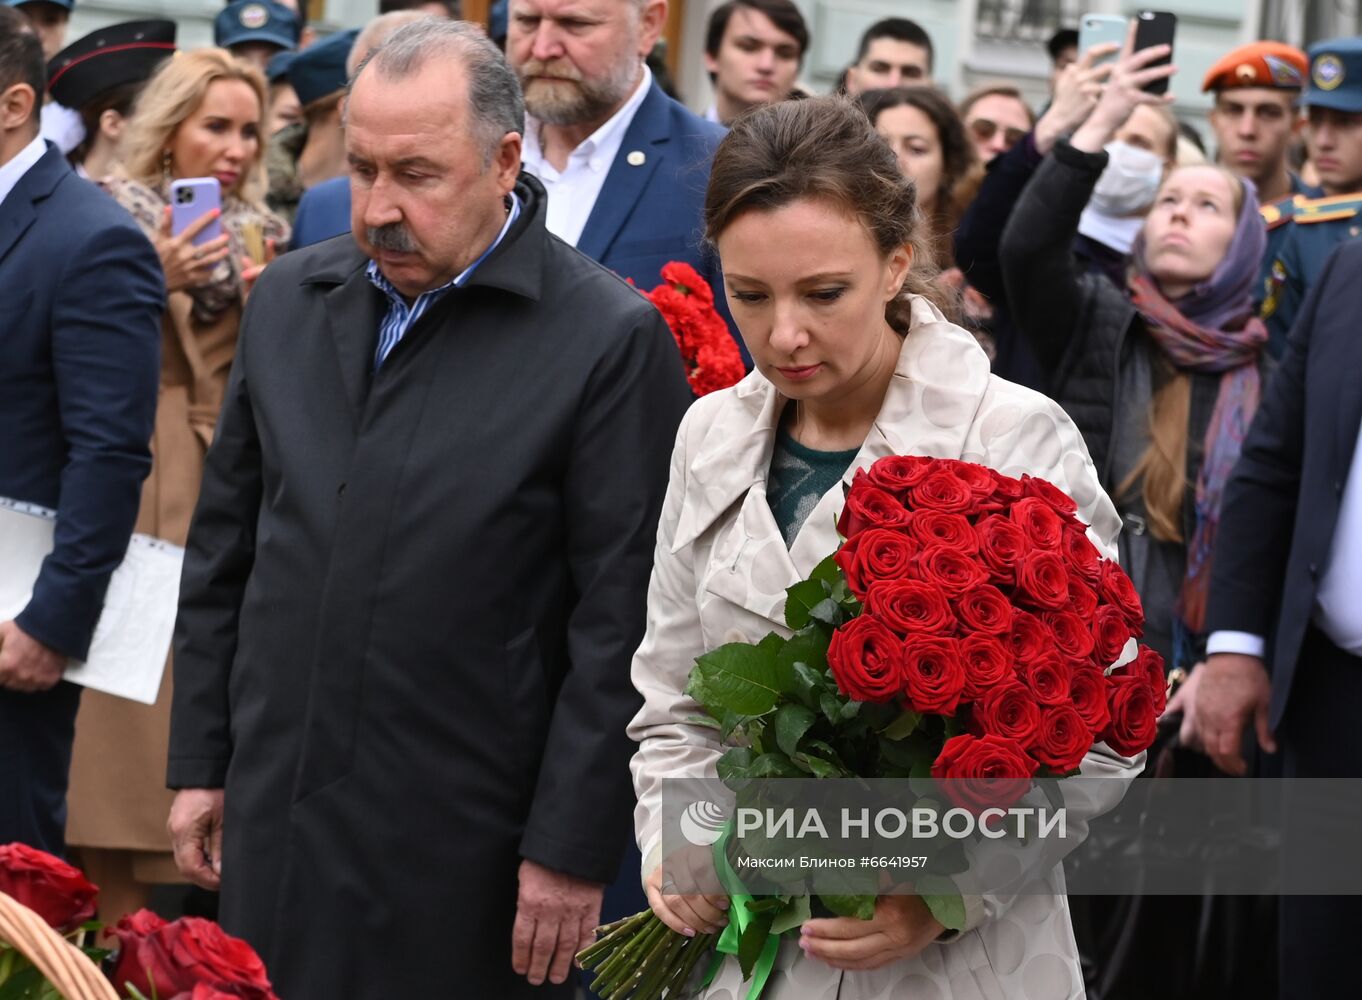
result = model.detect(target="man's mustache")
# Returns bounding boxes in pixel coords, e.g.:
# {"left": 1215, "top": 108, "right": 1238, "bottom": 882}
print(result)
{"left": 367, "top": 223, "right": 418, "bottom": 253}
{"left": 519, "top": 58, "right": 583, "bottom": 83}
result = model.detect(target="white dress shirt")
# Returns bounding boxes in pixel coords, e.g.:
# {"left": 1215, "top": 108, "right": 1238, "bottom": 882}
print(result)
{"left": 1207, "top": 416, "right": 1362, "bottom": 659}
{"left": 0, "top": 134, "right": 48, "bottom": 209}
{"left": 520, "top": 64, "right": 652, "bottom": 247}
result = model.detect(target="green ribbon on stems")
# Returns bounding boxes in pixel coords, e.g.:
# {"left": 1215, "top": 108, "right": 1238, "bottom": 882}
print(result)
{"left": 700, "top": 823, "right": 784, "bottom": 1000}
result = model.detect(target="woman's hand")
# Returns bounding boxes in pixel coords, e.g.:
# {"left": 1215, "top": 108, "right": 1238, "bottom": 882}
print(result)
{"left": 1035, "top": 44, "right": 1117, "bottom": 155}
{"left": 241, "top": 237, "right": 278, "bottom": 304}
{"left": 156, "top": 205, "right": 231, "bottom": 293}
{"left": 1070, "top": 21, "right": 1176, "bottom": 155}
{"left": 1164, "top": 661, "right": 1203, "bottom": 750}
{"left": 644, "top": 855, "right": 729, "bottom": 938}
{"left": 799, "top": 895, "right": 946, "bottom": 972}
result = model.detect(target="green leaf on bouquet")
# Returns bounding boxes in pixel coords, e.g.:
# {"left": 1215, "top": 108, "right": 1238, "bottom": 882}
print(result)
{"left": 793, "top": 752, "right": 843, "bottom": 779}
{"left": 784, "top": 579, "right": 827, "bottom": 630}
{"left": 685, "top": 714, "right": 723, "bottom": 730}
{"left": 802, "top": 739, "right": 847, "bottom": 767}
{"left": 878, "top": 735, "right": 929, "bottom": 771}
{"left": 748, "top": 752, "right": 805, "bottom": 778}
{"left": 0, "top": 964, "right": 44, "bottom": 1000}
{"left": 810, "top": 555, "right": 843, "bottom": 588}
{"left": 738, "top": 912, "right": 776, "bottom": 980}
{"left": 770, "top": 894, "right": 813, "bottom": 936}
{"left": 916, "top": 877, "right": 967, "bottom": 931}
{"left": 839, "top": 699, "right": 862, "bottom": 721}
{"left": 742, "top": 896, "right": 789, "bottom": 915}
{"left": 777, "top": 628, "right": 830, "bottom": 676}
{"left": 818, "top": 893, "right": 877, "bottom": 920}
{"left": 808, "top": 598, "right": 842, "bottom": 627}
{"left": 879, "top": 709, "right": 922, "bottom": 740}
{"left": 758, "top": 632, "right": 787, "bottom": 656}
{"left": 819, "top": 691, "right": 845, "bottom": 725}
{"left": 688, "top": 642, "right": 785, "bottom": 716}
{"left": 717, "top": 746, "right": 756, "bottom": 782}
{"left": 791, "top": 662, "right": 826, "bottom": 709}
{"left": 774, "top": 703, "right": 816, "bottom": 757}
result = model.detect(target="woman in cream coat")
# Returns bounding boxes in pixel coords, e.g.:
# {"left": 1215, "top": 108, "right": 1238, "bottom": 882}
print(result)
{"left": 628, "top": 98, "right": 1142, "bottom": 1000}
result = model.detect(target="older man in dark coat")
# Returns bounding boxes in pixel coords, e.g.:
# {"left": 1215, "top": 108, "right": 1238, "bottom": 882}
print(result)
{"left": 167, "top": 20, "right": 691, "bottom": 998}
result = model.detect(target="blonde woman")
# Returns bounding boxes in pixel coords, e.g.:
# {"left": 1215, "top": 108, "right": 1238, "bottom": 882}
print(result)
{"left": 65, "top": 48, "right": 288, "bottom": 922}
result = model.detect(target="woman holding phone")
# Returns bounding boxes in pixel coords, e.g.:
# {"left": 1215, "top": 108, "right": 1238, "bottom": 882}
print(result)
{"left": 64, "top": 47, "right": 288, "bottom": 922}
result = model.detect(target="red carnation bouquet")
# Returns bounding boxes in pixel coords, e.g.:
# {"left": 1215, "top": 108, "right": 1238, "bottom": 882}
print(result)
{"left": 578, "top": 456, "right": 1162, "bottom": 999}
{"left": 0, "top": 842, "right": 278, "bottom": 1000}
{"left": 642, "top": 262, "right": 746, "bottom": 397}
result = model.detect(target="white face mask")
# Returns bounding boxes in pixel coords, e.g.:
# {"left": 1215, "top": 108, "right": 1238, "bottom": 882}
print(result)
{"left": 1089, "top": 141, "right": 1164, "bottom": 217}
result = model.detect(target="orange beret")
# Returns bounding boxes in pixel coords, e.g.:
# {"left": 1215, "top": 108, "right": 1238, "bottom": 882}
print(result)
{"left": 1203, "top": 41, "right": 1307, "bottom": 92}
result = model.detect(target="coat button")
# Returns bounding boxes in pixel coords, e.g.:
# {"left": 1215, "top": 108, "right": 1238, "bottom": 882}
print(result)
{"left": 337, "top": 482, "right": 347, "bottom": 497}
{"left": 1309, "top": 562, "right": 1319, "bottom": 577}
{"left": 723, "top": 628, "right": 746, "bottom": 644}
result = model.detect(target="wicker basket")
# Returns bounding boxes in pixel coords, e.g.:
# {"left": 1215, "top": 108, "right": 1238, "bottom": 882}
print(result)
{"left": 0, "top": 890, "right": 118, "bottom": 1000}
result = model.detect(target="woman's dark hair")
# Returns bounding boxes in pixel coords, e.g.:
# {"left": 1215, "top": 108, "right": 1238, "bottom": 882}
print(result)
{"left": 858, "top": 85, "right": 981, "bottom": 241}
{"left": 70, "top": 81, "right": 143, "bottom": 167}
{"left": 705, "top": 96, "right": 954, "bottom": 331}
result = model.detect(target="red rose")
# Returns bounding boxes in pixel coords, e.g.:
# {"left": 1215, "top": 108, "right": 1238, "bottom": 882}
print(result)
{"left": 916, "top": 544, "right": 989, "bottom": 597}
{"left": 1063, "top": 527, "right": 1103, "bottom": 585}
{"left": 1091, "top": 605, "right": 1135, "bottom": 665}
{"left": 901, "top": 635, "right": 967, "bottom": 715}
{"left": 947, "top": 460, "right": 1002, "bottom": 499}
{"left": 172, "top": 987, "right": 245, "bottom": 1000}
{"left": 1043, "top": 611, "right": 1096, "bottom": 663}
{"left": 959, "top": 634, "right": 1015, "bottom": 701}
{"left": 835, "top": 528, "right": 917, "bottom": 599}
{"left": 827, "top": 615, "right": 907, "bottom": 703}
{"left": 133, "top": 917, "right": 277, "bottom": 1000}
{"left": 908, "top": 511, "right": 979, "bottom": 555}
{"left": 1067, "top": 577, "right": 1099, "bottom": 621}
{"left": 865, "top": 579, "right": 953, "bottom": 636}
{"left": 0, "top": 842, "right": 98, "bottom": 933}
{"left": 973, "top": 514, "right": 1029, "bottom": 585}
{"left": 108, "top": 909, "right": 170, "bottom": 995}
{"left": 1009, "top": 497, "right": 1065, "bottom": 550}
{"left": 1135, "top": 645, "right": 1168, "bottom": 715}
{"left": 1020, "top": 475, "right": 1080, "bottom": 516}
{"left": 931, "top": 733, "right": 1039, "bottom": 813}
{"left": 973, "top": 680, "right": 1041, "bottom": 746}
{"left": 954, "top": 584, "right": 1014, "bottom": 636}
{"left": 865, "top": 455, "right": 934, "bottom": 494}
{"left": 1100, "top": 672, "right": 1159, "bottom": 757}
{"left": 1007, "top": 610, "right": 1056, "bottom": 666}
{"left": 1100, "top": 560, "right": 1145, "bottom": 632}
{"left": 908, "top": 469, "right": 977, "bottom": 514}
{"left": 1021, "top": 655, "right": 1072, "bottom": 706}
{"left": 989, "top": 473, "right": 1025, "bottom": 505}
{"left": 1014, "top": 550, "right": 1071, "bottom": 612}
{"left": 837, "top": 476, "right": 914, "bottom": 537}
{"left": 1070, "top": 665, "right": 1112, "bottom": 735}
{"left": 1033, "top": 704, "right": 1092, "bottom": 773}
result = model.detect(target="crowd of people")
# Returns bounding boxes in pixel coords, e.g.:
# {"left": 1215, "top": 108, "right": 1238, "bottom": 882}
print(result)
{"left": 1, "top": 0, "right": 1360, "bottom": 998}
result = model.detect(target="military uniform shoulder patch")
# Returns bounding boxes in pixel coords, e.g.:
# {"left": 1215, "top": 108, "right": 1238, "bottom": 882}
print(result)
{"left": 1260, "top": 194, "right": 1305, "bottom": 230}
{"left": 1294, "top": 193, "right": 1362, "bottom": 224}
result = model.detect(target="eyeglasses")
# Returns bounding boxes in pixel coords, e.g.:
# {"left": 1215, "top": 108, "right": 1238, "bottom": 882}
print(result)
{"left": 968, "top": 117, "right": 1027, "bottom": 150}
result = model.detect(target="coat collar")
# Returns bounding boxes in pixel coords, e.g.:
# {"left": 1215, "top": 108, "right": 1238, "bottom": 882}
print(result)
{"left": 575, "top": 80, "right": 673, "bottom": 261}
{"left": 299, "top": 174, "right": 552, "bottom": 423}
{"left": 671, "top": 296, "right": 994, "bottom": 554}
{"left": 0, "top": 142, "right": 66, "bottom": 270}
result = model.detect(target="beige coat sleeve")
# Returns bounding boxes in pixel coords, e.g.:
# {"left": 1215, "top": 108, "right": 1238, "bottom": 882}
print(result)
{"left": 628, "top": 400, "right": 724, "bottom": 882}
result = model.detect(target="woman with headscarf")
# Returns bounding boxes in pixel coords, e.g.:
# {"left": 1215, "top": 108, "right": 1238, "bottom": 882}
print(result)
{"left": 999, "top": 31, "right": 1276, "bottom": 1000}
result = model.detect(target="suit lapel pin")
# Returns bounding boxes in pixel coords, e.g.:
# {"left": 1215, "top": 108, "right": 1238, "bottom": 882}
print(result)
{"left": 626, "top": 150, "right": 646, "bottom": 167}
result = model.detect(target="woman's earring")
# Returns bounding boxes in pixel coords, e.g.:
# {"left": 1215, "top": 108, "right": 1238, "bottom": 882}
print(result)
{"left": 161, "top": 149, "right": 172, "bottom": 187}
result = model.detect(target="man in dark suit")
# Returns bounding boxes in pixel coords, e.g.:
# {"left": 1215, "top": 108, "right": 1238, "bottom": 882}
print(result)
{"left": 1197, "top": 238, "right": 1362, "bottom": 998}
{"left": 166, "top": 20, "right": 690, "bottom": 997}
{"left": 505, "top": 0, "right": 736, "bottom": 331}
{"left": 0, "top": 6, "right": 162, "bottom": 854}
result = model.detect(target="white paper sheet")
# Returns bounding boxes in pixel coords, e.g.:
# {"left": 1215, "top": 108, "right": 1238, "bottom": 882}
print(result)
{"left": 0, "top": 497, "right": 182, "bottom": 704}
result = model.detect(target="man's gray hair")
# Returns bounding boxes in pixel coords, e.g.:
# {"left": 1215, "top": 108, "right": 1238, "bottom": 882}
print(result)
{"left": 349, "top": 18, "right": 525, "bottom": 164}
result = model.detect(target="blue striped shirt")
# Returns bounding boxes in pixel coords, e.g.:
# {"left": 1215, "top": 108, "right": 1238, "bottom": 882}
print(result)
{"left": 366, "top": 193, "right": 521, "bottom": 370}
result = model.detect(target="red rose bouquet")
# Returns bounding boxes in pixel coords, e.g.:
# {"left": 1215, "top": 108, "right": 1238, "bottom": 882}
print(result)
{"left": 0, "top": 844, "right": 278, "bottom": 1000}
{"left": 642, "top": 262, "right": 746, "bottom": 397}
{"left": 578, "top": 456, "right": 1161, "bottom": 999}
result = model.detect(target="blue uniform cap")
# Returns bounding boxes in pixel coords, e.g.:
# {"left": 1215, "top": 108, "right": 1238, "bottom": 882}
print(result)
{"left": 1306, "top": 37, "right": 1362, "bottom": 113}
{"left": 289, "top": 28, "right": 357, "bottom": 107}
{"left": 214, "top": 0, "right": 300, "bottom": 53}
{"left": 266, "top": 49, "right": 297, "bottom": 83}
{"left": 5, "top": 0, "right": 75, "bottom": 11}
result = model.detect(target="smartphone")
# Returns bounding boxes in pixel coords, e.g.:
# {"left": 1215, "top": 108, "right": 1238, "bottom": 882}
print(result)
{"left": 1133, "top": 10, "right": 1177, "bottom": 95}
{"left": 170, "top": 177, "right": 223, "bottom": 247}
{"left": 1078, "top": 14, "right": 1126, "bottom": 68}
